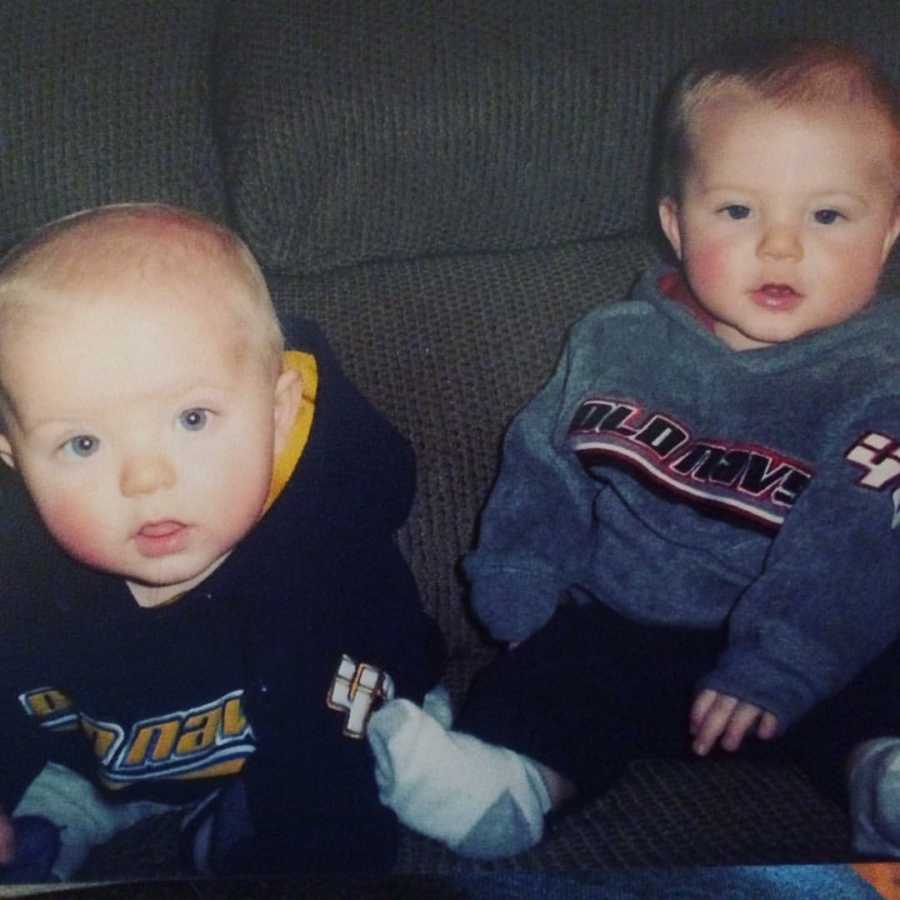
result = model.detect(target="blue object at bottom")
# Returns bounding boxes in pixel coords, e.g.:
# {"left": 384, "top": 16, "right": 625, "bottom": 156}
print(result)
{"left": 442, "top": 866, "right": 881, "bottom": 899}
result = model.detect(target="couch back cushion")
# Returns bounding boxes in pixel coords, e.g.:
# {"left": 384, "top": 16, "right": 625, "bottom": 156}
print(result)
{"left": 0, "top": 1, "right": 226, "bottom": 254}
{"left": 220, "top": 0, "right": 899, "bottom": 275}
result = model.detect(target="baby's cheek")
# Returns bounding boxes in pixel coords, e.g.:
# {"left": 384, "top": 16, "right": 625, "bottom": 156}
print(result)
{"left": 195, "top": 445, "right": 273, "bottom": 537}
{"left": 208, "top": 466, "right": 271, "bottom": 544}
{"left": 39, "top": 493, "right": 112, "bottom": 571}
{"left": 685, "top": 242, "right": 730, "bottom": 293}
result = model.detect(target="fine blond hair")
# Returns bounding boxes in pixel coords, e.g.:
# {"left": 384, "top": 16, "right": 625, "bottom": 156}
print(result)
{"left": 0, "top": 203, "right": 285, "bottom": 377}
{"left": 658, "top": 36, "right": 900, "bottom": 200}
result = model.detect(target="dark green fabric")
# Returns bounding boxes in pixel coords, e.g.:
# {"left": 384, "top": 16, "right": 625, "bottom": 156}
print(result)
{"left": 0, "top": 0, "right": 227, "bottom": 253}
{"left": 219, "top": 0, "right": 899, "bottom": 275}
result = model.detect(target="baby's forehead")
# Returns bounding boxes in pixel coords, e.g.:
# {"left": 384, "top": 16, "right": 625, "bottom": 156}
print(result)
{"left": 690, "top": 90, "right": 899, "bottom": 164}
{"left": 0, "top": 270, "right": 264, "bottom": 388}
{"left": 693, "top": 78, "right": 897, "bottom": 131}
{"left": 0, "top": 286, "right": 264, "bottom": 415}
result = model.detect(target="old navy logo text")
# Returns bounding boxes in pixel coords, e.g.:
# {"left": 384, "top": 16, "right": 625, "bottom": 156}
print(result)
{"left": 569, "top": 398, "right": 813, "bottom": 527}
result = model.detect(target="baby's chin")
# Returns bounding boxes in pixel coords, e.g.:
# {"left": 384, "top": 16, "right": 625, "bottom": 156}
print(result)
{"left": 124, "top": 569, "right": 214, "bottom": 607}
{"left": 713, "top": 319, "right": 806, "bottom": 351}
{"left": 121, "top": 553, "right": 233, "bottom": 605}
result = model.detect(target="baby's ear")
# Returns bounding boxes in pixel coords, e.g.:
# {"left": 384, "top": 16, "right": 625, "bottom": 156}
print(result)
{"left": 658, "top": 196, "right": 683, "bottom": 260}
{"left": 0, "top": 433, "right": 15, "bottom": 470}
{"left": 884, "top": 199, "right": 900, "bottom": 262}
{"left": 272, "top": 367, "right": 302, "bottom": 456}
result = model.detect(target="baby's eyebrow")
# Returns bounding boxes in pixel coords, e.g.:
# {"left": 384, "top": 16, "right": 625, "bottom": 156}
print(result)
{"left": 26, "top": 416, "right": 91, "bottom": 435}
{"left": 694, "top": 182, "right": 755, "bottom": 196}
{"left": 810, "top": 191, "right": 870, "bottom": 206}
{"left": 698, "top": 184, "right": 873, "bottom": 206}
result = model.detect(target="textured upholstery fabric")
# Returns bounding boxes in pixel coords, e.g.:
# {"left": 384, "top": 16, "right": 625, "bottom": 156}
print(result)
{"left": 219, "top": 0, "right": 679, "bottom": 273}
{"left": 397, "top": 757, "right": 851, "bottom": 873}
{"left": 219, "top": 0, "right": 899, "bottom": 275}
{"left": 0, "top": 0, "right": 227, "bottom": 254}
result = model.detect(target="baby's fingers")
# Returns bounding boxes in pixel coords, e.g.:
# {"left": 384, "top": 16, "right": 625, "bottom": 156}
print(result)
{"left": 691, "top": 691, "right": 738, "bottom": 755}
{"left": 757, "top": 711, "right": 779, "bottom": 741}
{"left": 719, "top": 703, "right": 764, "bottom": 752}
{"left": 689, "top": 688, "right": 719, "bottom": 735}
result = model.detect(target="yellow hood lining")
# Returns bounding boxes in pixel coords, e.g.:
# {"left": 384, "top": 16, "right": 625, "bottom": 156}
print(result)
{"left": 264, "top": 350, "right": 318, "bottom": 513}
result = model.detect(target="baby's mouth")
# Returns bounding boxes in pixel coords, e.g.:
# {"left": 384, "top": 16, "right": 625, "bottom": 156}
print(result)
{"left": 752, "top": 283, "right": 803, "bottom": 309}
{"left": 762, "top": 282, "right": 800, "bottom": 296}
{"left": 139, "top": 521, "right": 184, "bottom": 537}
{"left": 135, "top": 521, "right": 190, "bottom": 557}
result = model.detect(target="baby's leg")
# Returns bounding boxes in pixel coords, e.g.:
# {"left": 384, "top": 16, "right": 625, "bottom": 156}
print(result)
{"left": 12, "top": 762, "right": 178, "bottom": 880}
{"left": 370, "top": 600, "right": 720, "bottom": 859}
{"left": 789, "top": 636, "right": 900, "bottom": 854}
{"left": 368, "top": 696, "right": 562, "bottom": 859}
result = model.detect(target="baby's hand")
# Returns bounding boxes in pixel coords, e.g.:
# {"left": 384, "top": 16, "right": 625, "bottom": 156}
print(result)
{"left": 690, "top": 688, "right": 779, "bottom": 756}
{"left": 0, "top": 809, "right": 14, "bottom": 865}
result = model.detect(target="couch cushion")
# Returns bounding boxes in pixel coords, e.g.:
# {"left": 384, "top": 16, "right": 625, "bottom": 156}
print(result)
{"left": 0, "top": 0, "right": 226, "bottom": 253}
{"left": 267, "top": 236, "right": 661, "bottom": 654}
{"left": 219, "top": 0, "right": 899, "bottom": 275}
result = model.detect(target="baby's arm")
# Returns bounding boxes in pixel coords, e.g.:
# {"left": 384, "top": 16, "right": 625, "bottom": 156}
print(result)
{"left": 701, "top": 399, "right": 900, "bottom": 734}
{"left": 465, "top": 325, "right": 600, "bottom": 644}
{"left": 689, "top": 688, "right": 779, "bottom": 756}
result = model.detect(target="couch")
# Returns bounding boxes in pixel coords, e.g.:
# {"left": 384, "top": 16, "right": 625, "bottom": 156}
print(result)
{"left": 2, "top": 0, "right": 899, "bottom": 892}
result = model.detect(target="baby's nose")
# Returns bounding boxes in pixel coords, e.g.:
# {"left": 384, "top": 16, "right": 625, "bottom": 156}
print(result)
{"left": 120, "top": 454, "right": 176, "bottom": 497}
{"left": 758, "top": 223, "right": 803, "bottom": 262}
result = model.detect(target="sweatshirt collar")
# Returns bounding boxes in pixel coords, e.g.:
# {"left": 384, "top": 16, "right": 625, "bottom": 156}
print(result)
{"left": 646, "top": 265, "right": 899, "bottom": 371}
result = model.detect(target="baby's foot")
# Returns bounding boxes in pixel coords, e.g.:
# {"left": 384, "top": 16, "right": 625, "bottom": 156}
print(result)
{"left": 849, "top": 737, "right": 900, "bottom": 857}
{"left": 367, "top": 698, "right": 550, "bottom": 859}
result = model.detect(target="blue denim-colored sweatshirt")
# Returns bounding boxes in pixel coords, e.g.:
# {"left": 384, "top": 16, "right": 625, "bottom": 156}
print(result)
{"left": 464, "top": 265, "right": 900, "bottom": 729}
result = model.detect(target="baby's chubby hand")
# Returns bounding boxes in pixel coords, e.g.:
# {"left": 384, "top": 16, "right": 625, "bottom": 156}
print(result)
{"left": 690, "top": 688, "right": 779, "bottom": 756}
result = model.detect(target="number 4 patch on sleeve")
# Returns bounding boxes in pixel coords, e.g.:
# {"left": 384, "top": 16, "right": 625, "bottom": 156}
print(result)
{"left": 846, "top": 433, "right": 900, "bottom": 490}
{"left": 845, "top": 433, "right": 900, "bottom": 529}
{"left": 326, "top": 654, "right": 396, "bottom": 739}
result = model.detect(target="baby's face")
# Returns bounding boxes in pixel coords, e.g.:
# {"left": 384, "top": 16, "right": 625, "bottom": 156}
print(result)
{"left": 0, "top": 267, "right": 297, "bottom": 606}
{"left": 660, "top": 96, "right": 900, "bottom": 350}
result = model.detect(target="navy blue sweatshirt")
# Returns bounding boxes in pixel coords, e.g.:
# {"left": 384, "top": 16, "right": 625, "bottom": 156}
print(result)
{"left": 0, "top": 318, "right": 444, "bottom": 876}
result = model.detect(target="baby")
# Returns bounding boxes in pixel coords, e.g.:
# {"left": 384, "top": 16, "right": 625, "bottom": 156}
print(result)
{"left": 368, "top": 36, "right": 900, "bottom": 860}
{"left": 0, "top": 203, "right": 443, "bottom": 880}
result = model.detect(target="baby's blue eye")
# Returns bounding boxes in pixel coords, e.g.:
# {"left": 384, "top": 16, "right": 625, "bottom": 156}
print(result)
{"left": 179, "top": 408, "right": 209, "bottom": 431}
{"left": 814, "top": 209, "right": 842, "bottom": 225}
{"left": 66, "top": 435, "right": 99, "bottom": 458}
{"left": 723, "top": 205, "right": 751, "bottom": 220}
